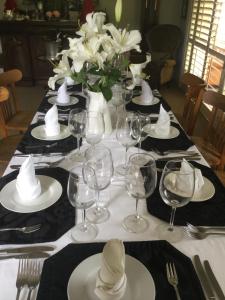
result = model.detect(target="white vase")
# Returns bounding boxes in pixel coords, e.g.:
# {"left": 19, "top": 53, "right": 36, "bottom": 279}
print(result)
{"left": 87, "top": 90, "right": 112, "bottom": 135}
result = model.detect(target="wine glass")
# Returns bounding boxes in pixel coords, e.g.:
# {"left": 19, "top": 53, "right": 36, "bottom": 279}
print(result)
{"left": 132, "top": 113, "right": 151, "bottom": 152}
{"left": 157, "top": 160, "right": 195, "bottom": 242}
{"left": 123, "top": 153, "right": 157, "bottom": 233}
{"left": 83, "top": 145, "right": 114, "bottom": 223}
{"left": 85, "top": 111, "right": 105, "bottom": 148}
{"left": 116, "top": 111, "right": 138, "bottom": 176}
{"left": 111, "top": 83, "right": 124, "bottom": 110}
{"left": 67, "top": 165, "right": 98, "bottom": 241}
{"left": 68, "top": 108, "right": 86, "bottom": 162}
{"left": 122, "top": 87, "right": 133, "bottom": 105}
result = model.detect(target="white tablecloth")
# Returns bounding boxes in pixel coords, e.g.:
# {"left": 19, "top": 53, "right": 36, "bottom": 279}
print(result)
{"left": 1, "top": 108, "right": 225, "bottom": 300}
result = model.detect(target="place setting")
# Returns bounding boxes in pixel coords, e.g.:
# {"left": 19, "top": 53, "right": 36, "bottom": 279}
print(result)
{"left": 36, "top": 239, "right": 205, "bottom": 300}
{"left": 147, "top": 159, "right": 225, "bottom": 235}
{"left": 140, "top": 104, "right": 194, "bottom": 153}
{"left": 0, "top": 156, "right": 74, "bottom": 244}
{"left": 126, "top": 79, "right": 171, "bottom": 114}
{"left": 16, "top": 105, "right": 79, "bottom": 154}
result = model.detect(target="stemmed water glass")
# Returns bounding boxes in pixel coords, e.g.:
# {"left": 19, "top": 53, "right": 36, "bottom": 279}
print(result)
{"left": 132, "top": 113, "right": 151, "bottom": 152}
{"left": 83, "top": 145, "right": 114, "bottom": 223}
{"left": 67, "top": 165, "right": 98, "bottom": 241}
{"left": 116, "top": 111, "right": 138, "bottom": 176}
{"left": 85, "top": 111, "right": 105, "bottom": 148}
{"left": 123, "top": 153, "right": 157, "bottom": 233}
{"left": 157, "top": 160, "right": 195, "bottom": 242}
{"left": 68, "top": 108, "right": 86, "bottom": 162}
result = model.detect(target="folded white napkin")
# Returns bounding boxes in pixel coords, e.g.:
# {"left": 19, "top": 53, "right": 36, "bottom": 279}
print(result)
{"left": 95, "top": 239, "right": 127, "bottom": 300}
{"left": 127, "top": 54, "right": 151, "bottom": 90}
{"left": 65, "top": 76, "right": 74, "bottom": 86}
{"left": 139, "top": 79, "right": 153, "bottom": 105}
{"left": 16, "top": 156, "right": 41, "bottom": 202}
{"left": 154, "top": 105, "right": 170, "bottom": 137}
{"left": 44, "top": 105, "right": 60, "bottom": 137}
{"left": 57, "top": 81, "right": 70, "bottom": 104}
{"left": 178, "top": 159, "right": 204, "bottom": 194}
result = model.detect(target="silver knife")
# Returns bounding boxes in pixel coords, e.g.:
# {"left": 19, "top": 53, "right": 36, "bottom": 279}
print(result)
{"left": 204, "top": 260, "right": 225, "bottom": 300}
{"left": 193, "top": 255, "right": 216, "bottom": 299}
{"left": 0, "top": 245, "right": 55, "bottom": 254}
{"left": 13, "top": 153, "right": 67, "bottom": 157}
{"left": 0, "top": 251, "right": 50, "bottom": 260}
{"left": 156, "top": 155, "right": 201, "bottom": 162}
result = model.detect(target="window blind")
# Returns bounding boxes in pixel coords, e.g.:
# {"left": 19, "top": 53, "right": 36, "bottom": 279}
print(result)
{"left": 184, "top": 0, "right": 225, "bottom": 92}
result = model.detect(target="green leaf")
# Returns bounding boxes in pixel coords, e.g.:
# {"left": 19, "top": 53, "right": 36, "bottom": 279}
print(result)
{"left": 101, "top": 86, "right": 112, "bottom": 101}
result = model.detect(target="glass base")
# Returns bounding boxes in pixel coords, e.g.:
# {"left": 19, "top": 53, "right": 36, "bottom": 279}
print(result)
{"left": 68, "top": 150, "right": 84, "bottom": 163}
{"left": 71, "top": 222, "right": 98, "bottom": 242}
{"left": 156, "top": 223, "right": 184, "bottom": 243}
{"left": 123, "top": 214, "right": 149, "bottom": 233}
{"left": 115, "top": 164, "right": 128, "bottom": 176}
{"left": 86, "top": 206, "right": 110, "bottom": 224}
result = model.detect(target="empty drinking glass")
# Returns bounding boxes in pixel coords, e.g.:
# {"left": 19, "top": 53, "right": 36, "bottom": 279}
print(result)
{"left": 123, "top": 153, "right": 157, "bottom": 233}
{"left": 157, "top": 160, "right": 195, "bottom": 242}
{"left": 67, "top": 165, "right": 98, "bottom": 241}
{"left": 83, "top": 145, "right": 114, "bottom": 223}
{"left": 85, "top": 111, "right": 105, "bottom": 147}
{"left": 68, "top": 108, "right": 86, "bottom": 162}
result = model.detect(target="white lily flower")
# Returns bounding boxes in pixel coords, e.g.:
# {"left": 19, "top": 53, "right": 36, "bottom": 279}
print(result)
{"left": 104, "top": 24, "right": 141, "bottom": 54}
{"left": 77, "top": 12, "right": 106, "bottom": 38}
{"left": 48, "top": 53, "right": 73, "bottom": 90}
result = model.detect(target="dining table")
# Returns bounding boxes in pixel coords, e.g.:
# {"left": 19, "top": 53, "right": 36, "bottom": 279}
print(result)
{"left": 0, "top": 81, "right": 225, "bottom": 300}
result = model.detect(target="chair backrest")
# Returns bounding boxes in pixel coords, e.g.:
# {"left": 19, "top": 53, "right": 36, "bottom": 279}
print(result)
{"left": 202, "top": 90, "right": 225, "bottom": 169}
{"left": 0, "top": 69, "right": 22, "bottom": 113}
{"left": 146, "top": 24, "right": 182, "bottom": 58}
{"left": 180, "top": 72, "right": 206, "bottom": 135}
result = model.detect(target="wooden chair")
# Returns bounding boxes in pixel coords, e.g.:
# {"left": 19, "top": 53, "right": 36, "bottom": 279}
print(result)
{"left": 192, "top": 90, "right": 225, "bottom": 171}
{"left": 0, "top": 87, "right": 23, "bottom": 167}
{"left": 180, "top": 73, "right": 206, "bottom": 135}
{"left": 0, "top": 69, "right": 33, "bottom": 137}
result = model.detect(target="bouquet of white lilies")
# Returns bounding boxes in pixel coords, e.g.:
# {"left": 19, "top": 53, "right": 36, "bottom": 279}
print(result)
{"left": 48, "top": 11, "right": 143, "bottom": 100}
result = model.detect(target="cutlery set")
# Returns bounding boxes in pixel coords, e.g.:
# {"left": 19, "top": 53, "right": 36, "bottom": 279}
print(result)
{"left": 16, "top": 259, "right": 42, "bottom": 300}
{"left": 185, "top": 223, "right": 225, "bottom": 239}
{"left": 194, "top": 255, "right": 225, "bottom": 299}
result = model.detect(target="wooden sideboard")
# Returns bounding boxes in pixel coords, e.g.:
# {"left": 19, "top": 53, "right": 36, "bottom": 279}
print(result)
{"left": 0, "top": 20, "right": 77, "bottom": 86}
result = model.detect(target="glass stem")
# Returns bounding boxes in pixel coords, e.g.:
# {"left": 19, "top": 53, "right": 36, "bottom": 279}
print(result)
{"left": 138, "top": 139, "right": 141, "bottom": 153}
{"left": 95, "top": 190, "right": 101, "bottom": 213}
{"left": 168, "top": 206, "right": 177, "bottom": 232}
{"left": 125, "top": 146, "right": 128, "bottom": 168}
{"left": 82, "top": 209, "right": 88, "bottom": 231}
{"left": 135, "top": 198, "right": 140, "bottom": 219}
{"left": 77, "top": 136, "right": 81, "bottom": 153}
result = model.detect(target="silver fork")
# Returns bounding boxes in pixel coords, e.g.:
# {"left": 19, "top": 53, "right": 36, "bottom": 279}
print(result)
{"left": 26, "top": 260, "right": 42, "bottom": 300}
{"left": 16, "top": 259, "right": 28, "bottom": 300}
{"left": 166, "top": 262, "right": 181, "bottom": 300}
{"left": 10, "top": 157, "right": 65, "bottom": 170}
{"left": 0, "top": 224, "right": 41, "bottom": 233}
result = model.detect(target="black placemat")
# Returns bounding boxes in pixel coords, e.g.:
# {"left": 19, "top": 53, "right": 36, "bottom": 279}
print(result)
{"left": 16, "top": 122, "right": 79, "bottom": 154}
{"left": 0, "top": 167, "right": 74, "bottom": 244}
{"left": 126, "top": 97, "right": 171, "bottom": 114}
{"left": 140, "top": 122, "right": 194, "bottom": 152}
{"left": 37, "top": 241, "right": 205, "bottom": 300}
{"left": 38, "top": 94, "right": 86, "bottom": 114}
{"left": 148, "top": 161, "right": 225, "bottom": 226}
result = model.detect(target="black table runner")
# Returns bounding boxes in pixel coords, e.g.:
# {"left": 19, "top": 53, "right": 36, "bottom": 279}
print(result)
{"left": 37, "top": 240, "right": 205, "bottom": 300}
{"left": 0, "top": 167, "right": 74, "bottom": 244}
{"left": 148, "top": 161, "right": 225, "bottom": 226}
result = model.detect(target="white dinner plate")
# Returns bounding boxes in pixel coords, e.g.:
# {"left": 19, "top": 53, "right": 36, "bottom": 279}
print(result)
{"left": 31, "top": 124, "right": 71, "bottom": 141}
{"left": 67, "top": 254, "right": 155, "bottom": 300}
{"left": 132, "top": 96, "right": 160, "bottom": 106}
{"left": 191, "top": 176, "right": 215, "bottom": 202}
{"left": 0, "top": 175, "right": 62, "bottom": 213}
{"left": 143, "top": 124, "right": 180, "bottom": 139}
{"left": 48, "top": 95, "right": 79, "bottom": 106}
